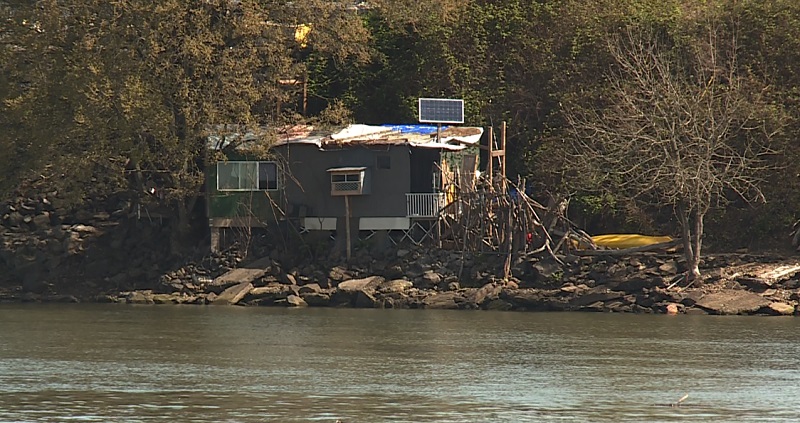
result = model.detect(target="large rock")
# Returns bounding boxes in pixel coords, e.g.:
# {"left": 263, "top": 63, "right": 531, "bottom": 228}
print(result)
{"left": 285, "top": 294, "right": 308, "bottom": 307}
{"left": 568, "top": 288, "right": 625, "bottom": 308}
{"left": 354, "top": 290, "right": 379, "bottom": 308}
{"left": 337, "top": 276, "right": 383, "bottom": 292}
{"left": 151, "top": 293, "right": 192, "bottom": 304}
{"left": 126, "top": 290, "right": 154, "bottom": 304}
{"left": 210, "top": 282, "right": 253, "bottom": 305}
{"left": 246, "top": 285, "right": 291, "bottom": 304}
{"left": 503, "top": 289, "right": 568, "bottom": 311}
{"left": 206, "top": 256, "right": 271, "bottom": 294}
{"left": 328, "top": 266, "right": 352, "bottom": 282}
{"left": 298, "top": 283, "right": 322, "bottom": 294}
{"left": 301, "top": 292, "right": 331, "bottom": 306}
{"left": 467, "top": 283, "right": 502, "bottom": 307}
{"left": 377, "top": 279, "right": 413, "bottom": 293}
{"left": 422, "top": 291, "right": 463, "bottom": 309}
{"left": 525, "top": 259, "right": 563, "bottom": 287}
{"left": 694, "top": 289, "right": 771, "bottom": 315}
{"left": 768, "top": 302, "right": 796, "bottom": 316}
{"left": 414, "top": 271, "right": 441, "bottom": 289}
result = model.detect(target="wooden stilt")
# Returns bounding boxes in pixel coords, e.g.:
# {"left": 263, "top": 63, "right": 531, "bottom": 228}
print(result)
{"left": 345, "top": 195, "right": 351, "bottom": 260}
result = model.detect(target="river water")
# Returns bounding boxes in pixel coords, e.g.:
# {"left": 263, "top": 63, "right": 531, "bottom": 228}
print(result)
{"left": 1, "top": 305, "right": 799, "bottom": 422}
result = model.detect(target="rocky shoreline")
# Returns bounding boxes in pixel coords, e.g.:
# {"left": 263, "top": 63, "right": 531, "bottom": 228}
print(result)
{"left": 109, "top": 248, "right": 800, "bottom": 316}
{"left": 2, "top": 193, "right": 800, "bottom": 315}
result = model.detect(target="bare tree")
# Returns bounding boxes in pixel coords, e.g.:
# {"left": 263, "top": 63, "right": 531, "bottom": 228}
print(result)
{"left": 564, "top": 25, "right": 782, "bottom": 282}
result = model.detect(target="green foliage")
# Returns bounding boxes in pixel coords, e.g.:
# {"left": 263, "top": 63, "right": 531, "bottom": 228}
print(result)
{"left": 0, "top": 0, "right": 370, "bottom": 209}
{"left": 3, "top": 0, "right": 800, "bottom": 251}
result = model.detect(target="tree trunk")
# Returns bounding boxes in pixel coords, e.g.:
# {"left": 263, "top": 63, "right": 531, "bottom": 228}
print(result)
{"left": 169, "top": 199, "right": 192, "bottom": 256}
{"left": 677, "top": 202, "right": 702, "bottom": 283}
{"left": 690, "top": 208, "right": 704, "bottom": 280}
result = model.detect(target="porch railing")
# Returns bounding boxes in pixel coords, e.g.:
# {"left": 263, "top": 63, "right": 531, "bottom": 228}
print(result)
{"left": 406, "top": 193, "right": 445, "bottom": 218}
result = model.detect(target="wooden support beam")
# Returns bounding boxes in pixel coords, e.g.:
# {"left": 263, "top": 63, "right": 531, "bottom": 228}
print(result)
{"left": 486, "top": 126, "right": 493, "bottom": 187}
{"left": 501, "top": 121, "right": 507, "bottom": 192}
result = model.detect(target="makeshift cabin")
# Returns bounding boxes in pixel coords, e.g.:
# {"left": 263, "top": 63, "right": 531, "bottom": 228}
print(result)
{"left": 206, "top": 124, "right": 484, "bottom": 252}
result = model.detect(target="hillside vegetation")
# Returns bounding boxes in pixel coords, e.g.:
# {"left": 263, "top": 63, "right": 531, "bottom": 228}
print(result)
{"left": 2, "top": 0, "right": 799, "bottom": 253}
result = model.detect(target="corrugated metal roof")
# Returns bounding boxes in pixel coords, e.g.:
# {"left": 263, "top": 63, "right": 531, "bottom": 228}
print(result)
{"left": 210, "top": 124, "right": 484, "bottom": 152}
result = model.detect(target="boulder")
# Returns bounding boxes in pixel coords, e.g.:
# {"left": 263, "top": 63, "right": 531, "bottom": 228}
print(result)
{"left": 207, "top": 267, "right": 267, "bottom": 294}
{"left": 126, "top": 290, "right": 154, "bottom": 304}
{"left": 485, "top": 299, "right": 513, "bottom": 311}
{"left": 210, "top": 282, "right": 253, "bottom": 305}
{"left": 152, "top": 293, "right": 181, "bottom": 304}
{"left": 468, "top": 282, "right": 502, "bottom": 307}
{"left": 379, "top": 265, "right": 402, "bottom": 280}
{"left": 568, "top": 288, "right": 625, "bottom": 308}
{"left": 328, "top": 266, "right": 352, "bottom": 282}
{"left": 694, "top": 290, "right": 771, "bottom": 315}
{"left": 422, "top": 291, "right": 462, "bottom": 309}
{"left": 378, "top": 279, "right": 413, "bottom": 293}
{"left": 32, "top": 213, "right": 51, "bottom": 229}
{"left": 528, "top": 259, "right": 563, "bottom": 284}
{"left": 301, "top": 292, "right": 331, "bottom": 307}
{"left": 665, "top": 303, "right": 681, "bottom": 315}
{"left": 767, "top": 302, "right": 795, "bottom": 316}
{"left": 503, "top": 289, "right": 568, "bottom": 311}
{"left": 72, "top": 224, "right": 100, "bottom": 235}
{"left": 414, "top": 270, "right": 441, "bottom": 289}
{"left": 354, "top": 290, "right": 379, "bottom": 308}
{"left": 248, "top": 285, "right": 290, "bottom": 300}
{"left": 278, "top": 273, "right": 297, "bottom": 285}
{"left": 658, "top": 261, "right": 679, "bottom": 274}
{"left": 298, "top": 283, "right": 322, "bottom": 294}
{"left": 337, "top": 276, "right": 383, "bottom": 292}
{"left": 285, "top": 294, "right": 308, "bottom": 307}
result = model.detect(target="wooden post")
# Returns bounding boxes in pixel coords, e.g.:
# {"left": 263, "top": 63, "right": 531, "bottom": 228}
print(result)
{"left": 501, "top": 121, "right": 507, "bottom": 193}
{"left": 503, "top": 200, "right": 513, "bottom": 279}
{"left": 486, "top": 126, "right": 493, "bottom": 187}
{"left": 210, "top": 227, "right": 220, "bottom": 253}
{"left": 344, "top": 195, "right": 352, "bottom": 260}
{"left": 302, "top": 69, "right": 308, "bottom": 117}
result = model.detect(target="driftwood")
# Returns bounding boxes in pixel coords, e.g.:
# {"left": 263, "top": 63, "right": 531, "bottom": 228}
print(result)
{"left": 440, "top": 175, "right": 578, "bottom": 269}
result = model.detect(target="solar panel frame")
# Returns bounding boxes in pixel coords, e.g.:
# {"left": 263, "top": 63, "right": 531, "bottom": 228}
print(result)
{"left": 418, "top": 98, "right": 464, "bottom": 124}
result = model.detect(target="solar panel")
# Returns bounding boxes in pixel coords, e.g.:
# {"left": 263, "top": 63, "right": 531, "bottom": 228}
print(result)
{"left": 418, "top": 98, "right": 464, "bottom": 124}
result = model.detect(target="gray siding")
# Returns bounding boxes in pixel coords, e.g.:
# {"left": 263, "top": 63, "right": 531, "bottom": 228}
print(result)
{"left": 277, "top": 143, "right": 415, "bottom": 218}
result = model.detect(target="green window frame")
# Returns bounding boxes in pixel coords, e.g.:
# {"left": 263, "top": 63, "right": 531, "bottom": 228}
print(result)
{"left": 217, "top": 161, "right": 279, "bottom": 191}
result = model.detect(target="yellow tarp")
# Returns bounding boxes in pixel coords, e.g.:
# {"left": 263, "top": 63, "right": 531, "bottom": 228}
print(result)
{"left": 589, "top": 234, "right": 673, "bottom": 249}
{"left": 294, "top": 24, "right": 312, "bottom": 48}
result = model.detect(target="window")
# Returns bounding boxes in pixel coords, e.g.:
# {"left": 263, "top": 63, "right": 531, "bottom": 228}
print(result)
{"left": 217, "top": 161, "right": 279, "bottom": 191}
{"left": 377, "top": 155, "right": 391, "bottom": 170}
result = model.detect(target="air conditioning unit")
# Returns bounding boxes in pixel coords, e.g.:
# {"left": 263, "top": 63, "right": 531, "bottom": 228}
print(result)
{"left": 328, "top": 167, "right": 370, "bottom": 196}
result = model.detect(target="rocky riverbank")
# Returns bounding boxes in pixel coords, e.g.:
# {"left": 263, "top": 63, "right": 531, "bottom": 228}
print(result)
{"left": 103, "top": 247, "right": 800, "bottom": 316}
{"left": 2, "top": 193, "right": 800, "bottom": 315}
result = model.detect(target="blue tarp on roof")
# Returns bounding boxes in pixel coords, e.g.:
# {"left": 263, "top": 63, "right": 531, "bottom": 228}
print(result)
{"left": 380, "top": 124, "right": 448, "bottom": 135}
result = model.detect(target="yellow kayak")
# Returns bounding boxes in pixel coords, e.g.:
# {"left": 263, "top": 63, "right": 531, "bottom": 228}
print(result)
{"left": 589, "top": 234, "right": 673, "bottom": 249}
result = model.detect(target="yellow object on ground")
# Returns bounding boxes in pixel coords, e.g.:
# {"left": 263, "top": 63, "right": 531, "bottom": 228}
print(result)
{"left": 590, "top": 234, "right": 673, "bottom": 249}
{"left": 295, "top": 24, "right": 312, "bottom": 48}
